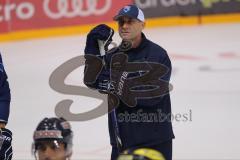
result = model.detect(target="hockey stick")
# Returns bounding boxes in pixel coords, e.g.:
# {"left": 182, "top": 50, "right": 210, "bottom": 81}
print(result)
{"left": 97, "top": 28, "right": 114, "bottom": 56}
{"left": 98, "top": 33, "right": 123, "bottom": 152}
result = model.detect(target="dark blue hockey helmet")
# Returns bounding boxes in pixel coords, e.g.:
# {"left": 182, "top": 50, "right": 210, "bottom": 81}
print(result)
{"left": 32, "top": 117, "right": 73, "bottom": 157}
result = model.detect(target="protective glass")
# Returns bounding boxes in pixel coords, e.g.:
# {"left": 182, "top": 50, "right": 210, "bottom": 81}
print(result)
{"left": 32, "top": 140, "right": 69, "bottom": 160}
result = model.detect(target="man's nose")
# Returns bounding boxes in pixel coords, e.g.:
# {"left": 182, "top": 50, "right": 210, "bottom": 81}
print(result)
{"left": 42, "top": 147, "right": 53, "bottom": 159}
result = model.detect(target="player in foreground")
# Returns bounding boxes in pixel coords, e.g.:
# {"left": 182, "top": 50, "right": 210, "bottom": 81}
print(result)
{"left": 0, "top": 52, "right": 12, "bottom": 160}
{"left": 32, "top": 117, "right": 73, "bottom": 160}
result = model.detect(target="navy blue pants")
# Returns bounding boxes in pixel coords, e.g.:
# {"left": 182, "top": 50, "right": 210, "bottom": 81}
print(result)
{"left": 111, "top": 140, "right": 172, "bottom": 160}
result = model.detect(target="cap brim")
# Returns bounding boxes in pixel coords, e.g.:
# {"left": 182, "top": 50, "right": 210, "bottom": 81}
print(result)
{"left": 113, "top": 14, "right": 137, "bottom": 21}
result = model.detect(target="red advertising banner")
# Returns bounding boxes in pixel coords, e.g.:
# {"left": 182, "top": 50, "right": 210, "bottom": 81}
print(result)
{"left": 0, "top": 0, "right": 132, "bottom": 34}
{"left": 0, "top": 0, "right": 9, "bottom": 33}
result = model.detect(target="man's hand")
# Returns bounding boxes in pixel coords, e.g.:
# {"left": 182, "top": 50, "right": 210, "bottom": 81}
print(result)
{"left": 84, "top": 24, "right": 114, "bottom": 55}
{"left": 0, "top": 128, "right": 13, "bottom": 160}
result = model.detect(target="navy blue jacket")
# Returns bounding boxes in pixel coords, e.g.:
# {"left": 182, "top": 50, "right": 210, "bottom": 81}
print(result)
{"left": 85, "top": 33, "right": 174, "bottom": 150}
{"left": 0, "top": 53, "right": 11, "bottom": 124}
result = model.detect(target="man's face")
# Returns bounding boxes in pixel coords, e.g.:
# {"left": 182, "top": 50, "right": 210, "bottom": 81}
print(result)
{"left": 35, "top": 140, "right": 68, "bottom": 160}
{"left": 118, "top": 16, "right": 144, "bottom": 41}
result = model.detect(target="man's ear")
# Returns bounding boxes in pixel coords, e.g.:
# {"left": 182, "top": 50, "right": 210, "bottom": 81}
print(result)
{"left": 142, "top": 22, "right": 145, "bottom": 29}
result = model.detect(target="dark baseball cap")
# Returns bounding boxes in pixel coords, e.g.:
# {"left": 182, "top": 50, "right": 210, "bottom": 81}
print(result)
{"left": 113, "top": 5, "right": 145, "bottom": 22}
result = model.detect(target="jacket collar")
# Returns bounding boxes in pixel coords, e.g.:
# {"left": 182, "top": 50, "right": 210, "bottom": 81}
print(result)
{"left": 119, "top": 33, "right": 148, "bottom": 53}
{"left": 132, "top": 33, "right": 148, "bottom": 51}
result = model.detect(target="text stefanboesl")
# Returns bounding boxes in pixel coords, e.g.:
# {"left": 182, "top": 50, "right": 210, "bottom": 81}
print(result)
{"left": 118, "top": 109, "right": 193, "bottom": 123}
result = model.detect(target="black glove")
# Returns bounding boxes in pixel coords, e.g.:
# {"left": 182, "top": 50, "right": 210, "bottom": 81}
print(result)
{"left": 84, "top": 24, "right": 114, "bottom": 55}
{"left": 0, "top": 128, "right": 13, "bottom": 160}
{"left": 84, "top": 54, "right": 104, "bottom": 85}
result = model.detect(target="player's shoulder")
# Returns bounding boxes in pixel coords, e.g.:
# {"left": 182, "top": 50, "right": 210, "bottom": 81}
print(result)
{"left": 146, "top": 39, "right": 169, "bottom": 60}
{"left": 148, "top": 39, "right": 167, "bottom": 54}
